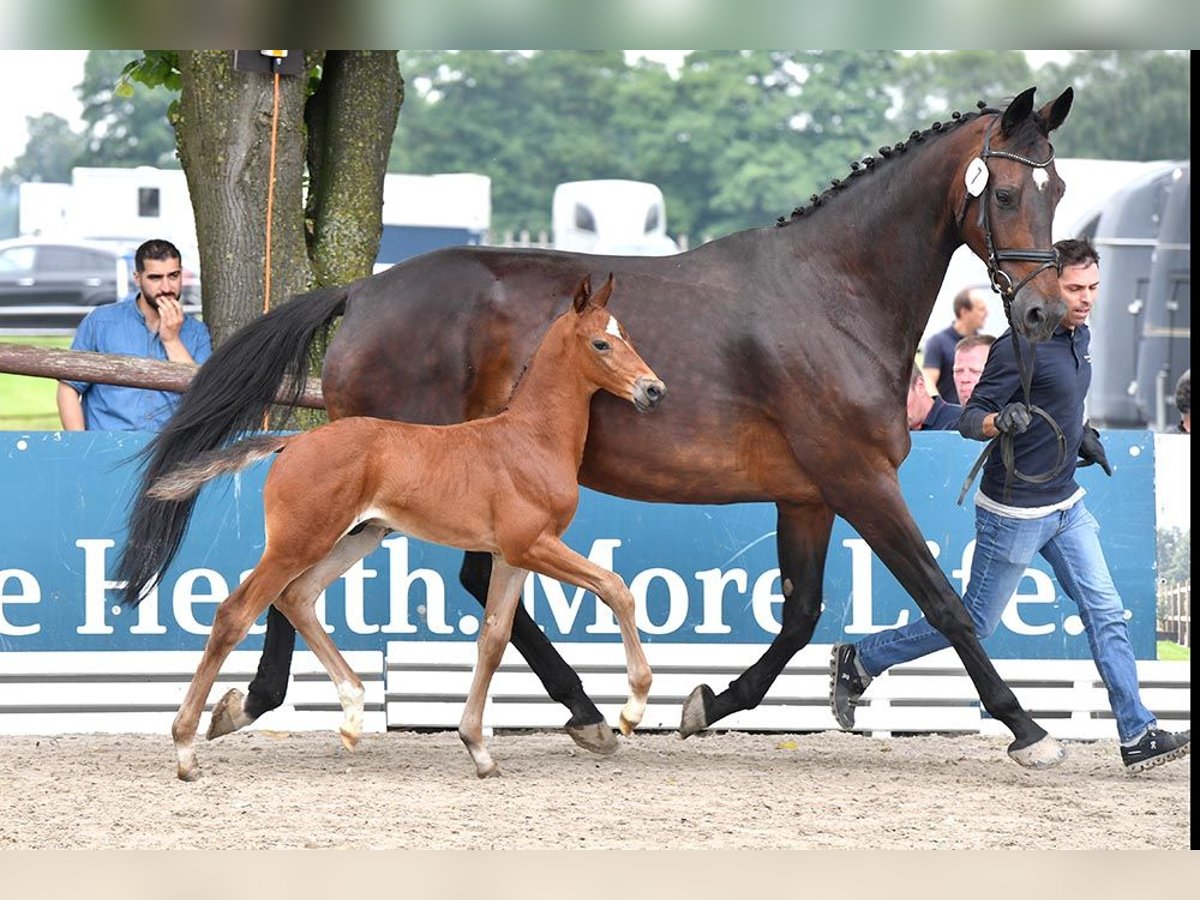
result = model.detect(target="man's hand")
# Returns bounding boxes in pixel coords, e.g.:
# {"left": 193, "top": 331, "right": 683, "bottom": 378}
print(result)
{"left": 157, "top": 295, "right": 185, "bottom": 343}
{"left": 1077, "top": 424, "right": 1112, "bottom": 475}
{"left": 994, "top": 403, "right": 1033, "bottom": 435}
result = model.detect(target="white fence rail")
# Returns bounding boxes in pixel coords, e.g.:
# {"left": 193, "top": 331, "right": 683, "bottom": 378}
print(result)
{"left": 0, "top": 643, "right": 1188, "bottom": 740}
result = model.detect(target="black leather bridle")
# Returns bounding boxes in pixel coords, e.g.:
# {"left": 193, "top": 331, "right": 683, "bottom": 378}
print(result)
{"left": 957, "top": 117, "right": 1067, "bottom": 505}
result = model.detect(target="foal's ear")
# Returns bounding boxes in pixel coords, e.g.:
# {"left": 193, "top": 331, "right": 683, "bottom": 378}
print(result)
{"left": 591, "top": 273, "right": 615, "bottom": 309}
{"left": 1000, "top": 86, "right": 1037, "bottom": 136}
{"left": 572, "top": 274, "right": 593, "bottom": 313}
{"left": 1036, "top": 86, "right": 1073, "bottom": 134}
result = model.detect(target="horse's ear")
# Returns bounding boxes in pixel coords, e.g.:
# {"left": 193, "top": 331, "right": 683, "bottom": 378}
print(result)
{"left": 572, "top": 275, "right": 593, "bottom": 314}
{"left": 1000, "top": 87, "right": 1037, "bottom": 136}
{"left": 592, "top": 273, "right": 615, "bottom": 309}
{"left": 1037, "top": 86, "right": 1073, "bottom": 134}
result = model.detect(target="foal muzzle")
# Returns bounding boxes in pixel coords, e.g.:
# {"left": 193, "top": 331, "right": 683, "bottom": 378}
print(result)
{"left": 633, "top": 377, "right": 666, "bottom": 412}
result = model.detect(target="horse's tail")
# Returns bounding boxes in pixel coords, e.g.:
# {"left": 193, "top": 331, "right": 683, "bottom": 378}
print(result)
{"left": 116, "top": 284, "right": 350, "bottom": 607}
{"left": 147, "top": 435, "right": 290, "bottom": 501}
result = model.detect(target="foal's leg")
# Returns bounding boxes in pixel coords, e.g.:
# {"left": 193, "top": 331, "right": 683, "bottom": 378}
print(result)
{"left": 828, "top": 467, "right": 1063, "bottom": 768}
{"left": 174, "top": 562, "right": 295, "bottom": 781}
{"left": 458, "top": 557, "right": 529, "bottom": 778}
{"left": 682, "top": 502, "right": 834, "bottom": 736}
{"left": 515, "top": 536, "right": 651, "bottom": 734}
{"left": 460, "top": 550, "right": 616, "bottom": 754}
{"left": 272, "top": 525, "right": 389, "bottom": 750}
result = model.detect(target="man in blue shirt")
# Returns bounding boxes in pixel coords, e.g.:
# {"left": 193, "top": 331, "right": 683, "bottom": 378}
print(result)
{"left": 922, "top": 285, "right": 989, "bottom": 404}
{"left": 907, "top": 364, "right": 962, "bottom": 431}
{"left": 57, "top": 239, "right": 211, "bottom": 431}
{"left": 832, "top": 239, "right": 1190, "bottom": 773}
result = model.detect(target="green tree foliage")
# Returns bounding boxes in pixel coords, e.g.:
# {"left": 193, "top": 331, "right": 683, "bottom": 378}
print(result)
{"left": 79, "top": 50, "right": 178, "bottom": 168}
{"left": 2, "top": 113, "right": 87, "bottom": 184}
{"left": 1157, "top": 526, "right": 1191, "bottom": 585}
{"left": 1039, "top": 51, "right": 1190, "bottom": 160}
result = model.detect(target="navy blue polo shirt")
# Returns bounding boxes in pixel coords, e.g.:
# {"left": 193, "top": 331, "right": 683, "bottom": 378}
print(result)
{"left": 958, "top": 324, "right": 1089, "bottom": 508}
{"left": 920, "top": 396, "right": 963, "bottom": 431}
{"left": 65, "top": 295, "right": 212, "bottom": 431}
{"left": 923, "top": 323, "right": 966, "bottom": 403}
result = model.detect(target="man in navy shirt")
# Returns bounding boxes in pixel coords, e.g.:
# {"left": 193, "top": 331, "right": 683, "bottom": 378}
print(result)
{"left": 907, "top": 364, "right": 962, "bottom": 431}
{"left": 832, "top": 239, "right": 1189, "bottom": 773}
{"left": 57, "top": 239, "right": 211, "bottom": 431}
{"left": 922, "top": 285, "right": 989, "bottom": 404}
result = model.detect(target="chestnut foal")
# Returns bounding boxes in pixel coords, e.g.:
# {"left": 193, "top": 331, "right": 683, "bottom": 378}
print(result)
{"left": 149, "top": 274, "right": 665, "bottom": 780}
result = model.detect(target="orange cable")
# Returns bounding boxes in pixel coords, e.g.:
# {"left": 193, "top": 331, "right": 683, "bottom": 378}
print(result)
{"left": 262, "top": 63, "right": 282, "bottom": 430}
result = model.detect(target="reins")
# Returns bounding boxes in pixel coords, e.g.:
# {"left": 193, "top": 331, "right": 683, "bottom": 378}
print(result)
{"left": 956, "top": 118, "right": 1067, "bottom": 506}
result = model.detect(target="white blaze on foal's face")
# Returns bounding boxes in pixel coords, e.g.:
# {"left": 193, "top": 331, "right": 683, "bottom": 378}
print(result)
{"left": 606, "top": 314, "right": 625, "bottom": 342}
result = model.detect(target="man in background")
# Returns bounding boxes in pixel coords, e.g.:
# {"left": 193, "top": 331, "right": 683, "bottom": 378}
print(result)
{"left": 57, "top": 238, "right": 211, "bottom": 431}
{"left": 951, "top": 334, "right": 997, "bottom": 406}
{"left": 907, "top": 363, "right": 962, "bottom": 431}
{"left": 922, "top": 285, "right": 989, "bottom": 403}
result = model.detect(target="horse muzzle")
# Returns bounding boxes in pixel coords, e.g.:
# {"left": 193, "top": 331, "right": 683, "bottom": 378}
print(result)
{"left": 1012, "top": 293, "right": 1067, "bottom": 343}
{"left": 633, "top": 377, "right": 666, "bottom": 412}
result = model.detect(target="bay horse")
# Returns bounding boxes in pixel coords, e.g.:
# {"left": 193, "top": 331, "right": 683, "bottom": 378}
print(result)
{"left": 145, "top": 274, "right": 665, "bottom": 780}
{"left": 120, "top": 86, "right": 1074, "bottom": 769}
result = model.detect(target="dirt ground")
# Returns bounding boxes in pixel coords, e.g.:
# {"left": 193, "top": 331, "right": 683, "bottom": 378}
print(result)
{"left": 0, "top": 728, "right": 1189, "bottom": 850}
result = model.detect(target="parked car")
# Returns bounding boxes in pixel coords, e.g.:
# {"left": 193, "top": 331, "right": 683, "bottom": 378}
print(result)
{"left": 0, "top": 236, "right": 200, "bottom": 333}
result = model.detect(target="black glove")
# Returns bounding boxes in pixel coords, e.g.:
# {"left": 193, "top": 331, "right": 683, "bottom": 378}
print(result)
{"left": 994, "top": 403, "right": 1032, "bottom": 435}
{"left": 1077, "top": 424, "right": 1112, "bottom": 476}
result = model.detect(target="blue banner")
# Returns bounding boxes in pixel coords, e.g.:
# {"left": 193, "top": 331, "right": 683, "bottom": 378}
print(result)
{"left": 0, "top": 430, "right": 1158, "bottom": 657}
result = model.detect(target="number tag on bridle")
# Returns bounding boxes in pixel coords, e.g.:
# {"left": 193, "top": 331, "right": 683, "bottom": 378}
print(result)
{"left": 965, "top": 158, "right": 989, "bottom": 197}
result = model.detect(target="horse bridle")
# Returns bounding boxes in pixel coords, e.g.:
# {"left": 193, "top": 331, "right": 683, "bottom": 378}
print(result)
{"left": 956, "top": 116, "right": 1067, "bottom": 505}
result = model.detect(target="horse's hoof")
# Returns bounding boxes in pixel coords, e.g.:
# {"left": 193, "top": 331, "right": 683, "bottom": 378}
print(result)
{"left": 339, "top": 728, "right": 360, "bottom": 752}
{"left": 618, "top": 713, "right": 636, "bottom": 736}
{"left": 680, "top": 684, "right": 715, "bottom": 739}
{"left": 206, "top": 688, "right": 249, "bottom": 741}
{"left": 565, "top": 720, "right": 619, "bottom": 755}
{"left": 1008, "top": 734, "right": 1067, "bottom": 769}
{"left": 477, "top": 764, "right": 501, "bottom": 779}
{"left": 177, "top": 765, "right": 201, "bottom": 782}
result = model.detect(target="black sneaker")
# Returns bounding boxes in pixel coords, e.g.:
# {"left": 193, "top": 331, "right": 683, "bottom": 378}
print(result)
{"left": 830, "top": 643, "right": 872, "bottom": 730}
{"left": 1121, "top": 728, "right": 1190, "bottom": 773}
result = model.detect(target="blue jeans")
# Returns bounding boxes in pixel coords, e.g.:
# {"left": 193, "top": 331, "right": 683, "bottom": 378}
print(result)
{"left": 855, "top": 500, "right": 1156, "bottom": 743}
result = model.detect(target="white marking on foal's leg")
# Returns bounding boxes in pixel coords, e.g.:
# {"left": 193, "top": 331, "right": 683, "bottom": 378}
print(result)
{"left": 337, "top": 680, "right": 365, "bottom": 751}
{"left": 176, "top": 737, "right": 199, "bottom": 782}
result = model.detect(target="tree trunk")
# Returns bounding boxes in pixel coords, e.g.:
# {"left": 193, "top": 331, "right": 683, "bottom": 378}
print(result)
{"left": 174, "top": 51, "right": 403, "bottom": 349}
{"left": 175, "top": 50, "right": 320, "bottom": 346}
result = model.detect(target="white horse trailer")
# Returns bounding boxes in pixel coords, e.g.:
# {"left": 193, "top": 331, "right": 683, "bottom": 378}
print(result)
{"left": 552, "top": 179, "right": 679, "bottom": 256}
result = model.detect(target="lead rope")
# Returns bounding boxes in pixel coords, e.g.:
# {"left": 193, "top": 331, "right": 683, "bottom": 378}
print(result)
{"left": 261, "top": 55, "right": 283, "bottom": 431}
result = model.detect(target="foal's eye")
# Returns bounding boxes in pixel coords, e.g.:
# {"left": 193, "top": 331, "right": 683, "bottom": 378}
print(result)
{"left": 591, "top": 339, "right": 611, "bottom": 352}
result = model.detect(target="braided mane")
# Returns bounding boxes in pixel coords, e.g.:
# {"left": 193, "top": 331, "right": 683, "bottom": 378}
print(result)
{"left": 774, "top": 100, "right": 1001, "bottom": 226}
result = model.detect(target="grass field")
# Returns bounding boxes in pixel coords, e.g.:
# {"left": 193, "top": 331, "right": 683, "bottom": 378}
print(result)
{"left": 0, "top": 335, "right": 72, "bottom": 430}
{"left": 1156, "top": 641, "right": 1191, "bottom": 661}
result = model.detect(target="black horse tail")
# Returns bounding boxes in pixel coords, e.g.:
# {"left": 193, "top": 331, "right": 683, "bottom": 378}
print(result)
{"left": 116, "top": 284, "right": 350, "bottom": 607}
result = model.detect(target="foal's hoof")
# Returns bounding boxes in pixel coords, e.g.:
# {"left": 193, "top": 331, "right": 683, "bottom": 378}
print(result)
{"left": 618, "top": 712, "right": 637, "bottom": 737}
{"left": 1008, "top": 734, "right": 1067, "bottom": 769}
{"left": 477, "top": 763, "right": 501, "bottom": 779}
{"left": 565, "top": 720, "right": 619, "bottom": 756}
{"left": 679, "top": 684, "right": 715, "bottom": 739}
{"left": 206, "top": 688, "right": 249, "bottom": 741}
{"left": 339, "top": 728, "right": 360, "bottom": 752}
{"left": 177, "top": 765, "right": 201, "bottom": 783}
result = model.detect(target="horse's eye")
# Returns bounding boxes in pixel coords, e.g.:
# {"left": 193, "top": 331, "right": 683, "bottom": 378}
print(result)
{"left": 995, "top": 188, "right": 1016, "bottom": 207}
{"left": 592, "top": 339, "right": 611, "bottom": 352}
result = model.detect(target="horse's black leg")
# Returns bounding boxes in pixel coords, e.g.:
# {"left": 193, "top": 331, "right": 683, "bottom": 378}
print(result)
{"left": 830, "top": 470, "right": 1064, "bottom": 768}
{"left": 458, "top": 550, "right": 617, "bottom": 754}
{"left": 207, "top": 604, "right": 296, "bottom": 739}
{"left": 681, "top": 502, "right": 833, "bottom": 737}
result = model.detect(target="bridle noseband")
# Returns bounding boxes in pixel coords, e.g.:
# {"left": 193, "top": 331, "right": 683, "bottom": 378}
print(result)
{"left": 956, "top": 116, "right": 1067, "bottom": 505}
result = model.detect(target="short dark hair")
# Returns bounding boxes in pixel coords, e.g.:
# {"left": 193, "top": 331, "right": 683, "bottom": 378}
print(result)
{"left": 135, "top": 239, "right": 182, "bottom": 272}
{"left": 955, "top": 334, "right": 996, "bottom": 354}
{"left": 1054, "top": 237, "right": 1100, "bottom": 272}
{"left": 953, "top": 286, "right": 986, "bottom": 318}
{"left": 1175, "top": 369, "right": 1190, "bottom": 416}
